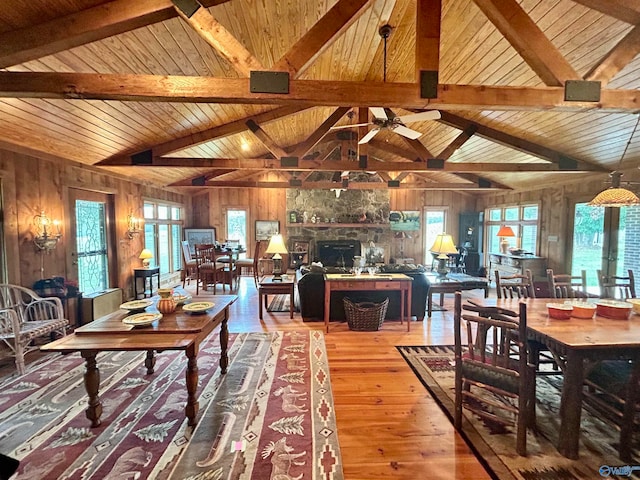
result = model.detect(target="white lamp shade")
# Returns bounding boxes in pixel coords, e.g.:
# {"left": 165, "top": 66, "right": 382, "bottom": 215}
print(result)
{"left": 265, "top": 234, "right": 288, "bottom": 255}
{"left": 429, "top": 233, "right": 458, "bottom": 257}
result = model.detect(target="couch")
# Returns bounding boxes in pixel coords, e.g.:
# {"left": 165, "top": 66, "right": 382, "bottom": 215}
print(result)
{"left": 296, "top": 265, "right": 431, "bottom": 322}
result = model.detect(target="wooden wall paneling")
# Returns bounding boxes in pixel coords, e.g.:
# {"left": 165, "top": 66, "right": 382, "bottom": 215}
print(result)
{"left": 0, "top": 152, "right": 20, "bottom": 284}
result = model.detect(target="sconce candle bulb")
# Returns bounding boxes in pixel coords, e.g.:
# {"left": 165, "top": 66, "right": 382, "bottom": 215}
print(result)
{"left": 127, "top": 213, "right": 142, "bottom": 239}
{"left": 33, "top": 210, "right": 62, "bottom": 252}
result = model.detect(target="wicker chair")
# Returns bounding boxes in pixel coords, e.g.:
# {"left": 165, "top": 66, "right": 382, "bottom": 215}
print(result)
{"left": 0, "top": 284, "right": 68, "bottom": 375}
{"left": 454, "top": 292, "right": 536, "bottom": 456}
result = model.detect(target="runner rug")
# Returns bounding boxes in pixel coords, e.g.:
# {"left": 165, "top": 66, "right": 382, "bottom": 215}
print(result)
{"left": 0, "top": 331, "right": 343, "bottom": 479}
{"left": 267, "top": 294, "right": 295, "bottom": 312}
{"left": 398, "top": 345, "right": 636, "bottom": 480}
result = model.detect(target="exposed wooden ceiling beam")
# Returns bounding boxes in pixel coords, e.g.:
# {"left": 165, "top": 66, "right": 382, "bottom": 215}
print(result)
{"left": 585, "top": 25, "right": 640, "bottom": 86}
{"left": 368, "top": 139, "right": 420, "bottom": 161}
{"left": 415, "top": 0, "right": 441, "bottom": 79}
{"left": 570, "top": 0, "right": 640, "bottom": 24}
{"left": 272, "top": 0, "right": 372, "bottom": 76}
{"left": 401, "top": 136, "right": 433, "bottom": 160}
{"left": 291, "top": 107, "right": 351, "bottom": 158}
{"left": 472, "top": 0, "right": 580, "bottom": 86}
{"left": 437, "top": 125, "right": 477, "bottom": 160}
{"left": 245, "top": 119, "right": 287, "bottom": 158}
{"left": 105, "top": 156, "right": 598, "bottom": 172}
{"left": 0, "top": 0, "right": 231, "bottom": 68}
{"left": 172, "top": 0, "right": 263, "bottom": 77}
{"left": 438, "top": 111, "right": 605, "bottom": 170}
{"left": 2, "top": 72, "right": 638, "bottom": 112}
{"left": 169, "top": 180, "right": 500, "bottom": 190}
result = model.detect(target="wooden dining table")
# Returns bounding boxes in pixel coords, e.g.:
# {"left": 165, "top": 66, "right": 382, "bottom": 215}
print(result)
{"left": 475, "top": 297, "right": 640, "bottom": 459}
{"left": 41, "top": 294, "right": 237, "bottom": 428}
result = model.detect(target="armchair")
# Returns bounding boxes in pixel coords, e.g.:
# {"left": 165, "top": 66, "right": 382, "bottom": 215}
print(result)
{"left": 0, "top": 284, "right": 68, "bottom": 375}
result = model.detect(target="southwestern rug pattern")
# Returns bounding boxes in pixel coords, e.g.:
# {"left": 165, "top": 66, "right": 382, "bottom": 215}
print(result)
{"left": 267, "top": 294, "right": 297, "bottom": 313}
{"left": 398, "top": 345, "right": 637, "bottom": 480}
{"left": 0, "top": 331, "right": 343, "bottom": 479}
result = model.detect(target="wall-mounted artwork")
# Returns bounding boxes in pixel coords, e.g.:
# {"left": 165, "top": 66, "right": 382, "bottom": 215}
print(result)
{"left": 389, "top": 211, "right": 420, "bottom": 231}
{"left": 184, "top": 228, "right": 216, "bottom": 254}
{"left": 255, "top": 220, "right": 280, "bottom": 241}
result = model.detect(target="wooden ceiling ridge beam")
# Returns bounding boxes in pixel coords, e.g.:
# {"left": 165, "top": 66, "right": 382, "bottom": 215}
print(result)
{"left": 172, "top": 0, "right": 264, "bottom": 77}
{"left": 437, "top": 125, "right": 477, "bottom": 161}
{"left": 3, "top": 72, "right": 640, "bottom": 112}
{"left": 472, "top": 0, "right": 580, "bottom": 86}
{"left": 272, "top": 0, "right": 373, "bottom": 76}
{"left": 0, "top": 0, "right": 231, "bottom": 69}
{"left": 97, "top": 105, "right": 307, "bottom": 165}
{"left": 438, "top": 111, "right": 607, "bottom": 171}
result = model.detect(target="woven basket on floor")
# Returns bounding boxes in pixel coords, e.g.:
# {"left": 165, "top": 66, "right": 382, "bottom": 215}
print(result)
{"left": 343, "top": 297, "right": 389, "bottom": 331}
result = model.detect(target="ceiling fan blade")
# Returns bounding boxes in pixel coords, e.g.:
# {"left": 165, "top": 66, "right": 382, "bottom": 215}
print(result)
{"left": 397, "top": 110, "right": 441, "bottom": 123}
{"left": 358, "top": 128, "right": 380, "bottom": 144}
{"left": 393, "top": 125, "right": 422, "bottom": 139}
{"left": 329, "top": 122, "right": 370, "bottom": 130}
{"left": 369, "top": 107, "right": 388, "bottom": 120}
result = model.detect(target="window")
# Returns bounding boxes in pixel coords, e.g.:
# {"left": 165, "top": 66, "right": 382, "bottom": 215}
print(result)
{"left": 76, "top": 200, "right": 109, "bottom": 294}
{"left": 226, "top": 209, "right": 248, "bottom": 256}
{"left": 486, "top": 204, "right": 539, "bottom": 254}
{"left": 143, "top": 201, "right": 183, "bottom": 275}
{"left": 423, "top": 208, "right": 447, "bottom": 264}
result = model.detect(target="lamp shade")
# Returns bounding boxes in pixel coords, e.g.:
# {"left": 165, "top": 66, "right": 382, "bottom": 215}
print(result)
{"left": 139, "top": 249, "right": 153, "bottom": 260}
{"left": 429, "top": 233, "right": 458, "bottom": 257}
{"left": 588, "top": 187, "right": 640, "bottom": 207}
{"left": 265, "top": 234, "right": 288, "bottom": 255}
{"left": 496, "top": 225, "right": 515, "bottom": 237}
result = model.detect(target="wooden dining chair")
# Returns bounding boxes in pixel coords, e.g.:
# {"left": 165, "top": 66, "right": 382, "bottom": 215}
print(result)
{"left": 547, "top": 268, "right": 588, "bottom": 299}
{"left": 453, "top": 292, "right": 536, "bottom": 456}
{"left": 236, "top": 241, "right": 256, "bottom": 277}
{"left": 597, "top": 269, "right": 636, "bottom": 299}
{"left": 583, "top": 359, "right": 640, "bottom": 461}
{"left": 495, "top": 269, "right": 535, "bottom": 299}
{"left": 181, "top": 240, "right": 198, "bottom": 288}
{"left": 194, "top": 243, "right": 226, "bottom": 295}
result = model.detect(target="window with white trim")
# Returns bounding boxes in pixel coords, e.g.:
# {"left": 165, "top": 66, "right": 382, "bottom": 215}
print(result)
{"left": 143, "top": 201, "right": 183, "bottom": 275}
{"left": 486, "top": 204, "right": 539, "bottom": 255}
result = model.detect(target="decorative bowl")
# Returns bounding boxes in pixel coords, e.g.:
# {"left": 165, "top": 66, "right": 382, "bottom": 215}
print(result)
{"left": 547, "top": 303, "right": 573, "bottom": 320}
{"left": 627, "top": 298, "right": 640, "bottom": 315}
{"left": 120, "top": 299, "right": 153, "bottom": 312}
{"left": 596, "top": 300, "right": 633, "bottom": 320}
{"left": 172, "top": 293, "right": 192, "bottom": 305}
{"left": 564, "top": 301, "right": 596, "bottom": 319}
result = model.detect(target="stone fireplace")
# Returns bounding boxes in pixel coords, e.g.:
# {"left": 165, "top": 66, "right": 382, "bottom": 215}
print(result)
{"left": 286, "top": 188, "right": 391, "bottom": 265}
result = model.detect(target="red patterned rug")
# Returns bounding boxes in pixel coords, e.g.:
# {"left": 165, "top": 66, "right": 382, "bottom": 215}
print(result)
{"left": 0, "top": 331, "right": 343, "bottom": 479}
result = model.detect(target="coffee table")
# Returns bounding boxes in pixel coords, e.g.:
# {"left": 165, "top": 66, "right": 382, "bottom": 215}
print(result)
{"left": 258, "top": 276, "right": 295, "bottom": 320}
{"left": 426, "top": 272, "right": 489, "bottom": 317}
{"left": 41, "top": 294, "right": 236, "bottom": 428}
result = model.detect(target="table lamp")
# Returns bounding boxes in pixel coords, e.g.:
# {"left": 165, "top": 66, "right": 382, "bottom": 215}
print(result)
{"left": 429, "top": 233, "right": 458, "bottom": 279}
{"left": 496, "top": 225, "right": 515, "bottom": 254}
{"left": 266, "top": 234, "right": 288, "bottom": 281}
{"left": 139, "top": 248, "right": 153, "bottom": 268}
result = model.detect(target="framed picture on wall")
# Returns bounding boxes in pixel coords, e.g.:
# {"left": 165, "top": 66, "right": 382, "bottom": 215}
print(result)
{"left": 389, "top": 211, "right": 420, "bottom": 231}
{"left": 255, "top": 220, "right": 280, "bottom": 241}
{"left": 184, "top": 228, "right": 216, "bottom": 254}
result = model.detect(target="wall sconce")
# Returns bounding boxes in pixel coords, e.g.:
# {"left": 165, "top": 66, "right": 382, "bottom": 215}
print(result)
{"left": 127, "top": 213, "right": 142, "bottom": 239}
{"left": 33, "top": 210, "right": 62, "bottom": 252}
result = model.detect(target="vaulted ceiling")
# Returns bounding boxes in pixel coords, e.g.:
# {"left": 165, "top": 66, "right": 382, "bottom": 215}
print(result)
{"left": 1, "top": 0, "right": 640, "bottom": 194}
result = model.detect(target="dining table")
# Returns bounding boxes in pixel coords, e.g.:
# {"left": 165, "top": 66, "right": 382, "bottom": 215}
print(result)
{"left": 41, "top": 293, "right": 237, "bottom": 428}
{"left": 472, "top": 297, "right": 640, "bottom": 459}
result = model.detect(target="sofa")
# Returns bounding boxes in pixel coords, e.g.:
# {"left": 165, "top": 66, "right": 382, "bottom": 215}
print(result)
{"left": 296, "top": 264, "right": 431, "bottom": 322}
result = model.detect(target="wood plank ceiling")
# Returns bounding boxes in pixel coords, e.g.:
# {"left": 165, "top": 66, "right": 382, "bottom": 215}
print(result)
{"left": 1, "top": 0, "right": 640, "bottom": 193}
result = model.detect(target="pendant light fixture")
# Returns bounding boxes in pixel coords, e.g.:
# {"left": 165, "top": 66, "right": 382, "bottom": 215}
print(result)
{"left": 588, "top": 114, "right": 640, "bottom": 207}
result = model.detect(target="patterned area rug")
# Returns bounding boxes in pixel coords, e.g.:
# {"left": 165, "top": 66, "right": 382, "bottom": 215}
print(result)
{"left": 267, "top": 294, "right": 295, "bottom": 312}
{"left": 0, "top": 331, "right": 343, "bottom": 479}
{"left": 398, "top": 345, "right": 637, "bottom": 480}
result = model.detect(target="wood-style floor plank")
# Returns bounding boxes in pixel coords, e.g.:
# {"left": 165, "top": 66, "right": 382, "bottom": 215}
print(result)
{"left": 0, "top": 276, "right": 492, "bottom": 480}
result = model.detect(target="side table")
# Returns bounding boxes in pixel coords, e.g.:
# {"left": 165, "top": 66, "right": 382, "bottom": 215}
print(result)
{"left": 258, "top": 276, "right": 295, "bottom": 320}
{"left": 134, "top": 267, "right": 160, "bottom": 299}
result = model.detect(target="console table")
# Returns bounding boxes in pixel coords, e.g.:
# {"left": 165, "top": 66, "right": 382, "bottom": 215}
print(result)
{"left": 323, "top": 273, "right": 412, "bottom": 332}
{"left": 488, "top": 253, "right": 546, "bottom": 281}
{"left": 134, "top": 267, "right": 160, "bottom": 299}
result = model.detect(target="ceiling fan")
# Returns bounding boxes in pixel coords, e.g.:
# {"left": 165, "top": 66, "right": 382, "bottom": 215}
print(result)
{"left": 332, "top": 108, "right": 441, "bottom": 144}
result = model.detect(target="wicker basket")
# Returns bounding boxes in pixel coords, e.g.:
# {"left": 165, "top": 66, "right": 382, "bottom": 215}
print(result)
{"left": 343, "top": 297, "right": 389, "bottom": 331}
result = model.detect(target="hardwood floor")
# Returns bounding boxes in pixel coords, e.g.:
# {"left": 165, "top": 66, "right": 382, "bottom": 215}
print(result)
{"left": 0, "top": 275, "right": 492, "bottom": 480}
